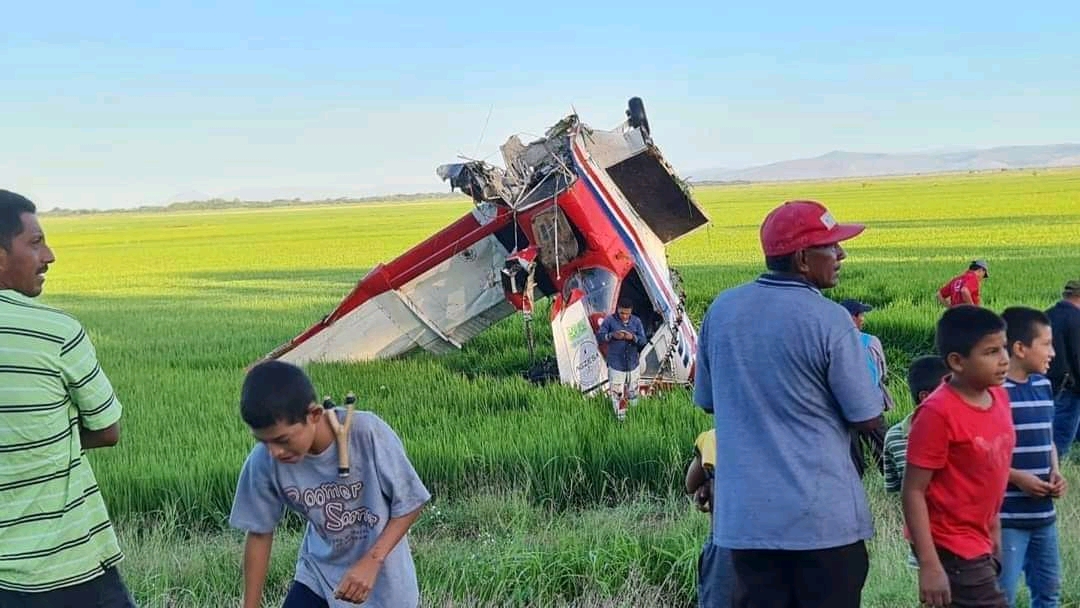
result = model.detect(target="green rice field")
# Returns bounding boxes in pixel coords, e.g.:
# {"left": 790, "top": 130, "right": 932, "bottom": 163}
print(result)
{"left": 33, "top": 167, "right": 1080, "bottom": 607}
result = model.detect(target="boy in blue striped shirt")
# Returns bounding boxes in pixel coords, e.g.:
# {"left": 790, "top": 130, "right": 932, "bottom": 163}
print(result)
{"left": 998, "top": 307, "right": 1068, "bottom": 608}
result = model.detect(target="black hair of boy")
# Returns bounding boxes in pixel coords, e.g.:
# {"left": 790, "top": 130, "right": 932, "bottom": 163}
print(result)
{"left": 617, "top": 296, "right": 633, "bottom": 309}
{"left": 935, "top": 305, "right": 1007, "bottom": 361}
{"left": 1000, "top": 306, "right": 1052, "bottom": 355}
{"left": 906, "top": 355, "right": 949, "bottom": 403}
{"left": 240, "top": 360, "right": 318, "bottom": 429}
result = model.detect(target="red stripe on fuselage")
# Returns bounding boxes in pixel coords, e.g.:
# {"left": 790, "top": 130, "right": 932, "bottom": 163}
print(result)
{"left": 270, "top": 206, "right": 514, "bottom": 356}
{"left": 568, "top": 136, "right": 697, "bottom": 353}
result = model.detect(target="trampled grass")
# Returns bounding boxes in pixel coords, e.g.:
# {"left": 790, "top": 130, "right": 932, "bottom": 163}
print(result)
{"left": 31, "top": 167, "right": 1080, "bottom": 606}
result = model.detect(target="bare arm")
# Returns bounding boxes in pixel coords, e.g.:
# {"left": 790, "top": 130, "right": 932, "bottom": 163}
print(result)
{"left": 902, "top": 465, "right": 951, "bottom": 607}
{"left": 959, "top": 287, "right": 974, "bottom": 305}
{"left": 335, "top": 504, "right": 426, "bottom": 602}
{"left": 1050, "top": 444, "right": 1068, "bottom": 497}
{"left": 990, "top": 516, "right": 1002, "bottom": 563}
{"left": 1008, "top": 467, "right": 1052, "bottom": 497}
{"left": 851, "top": 414, "right": 884, "bottom": 432}
{"left": 242, "top": 531, "right": 274, "bottom": 608}
{"left": 368, "top": 505, "right": 424, "bottom": 563}
{"left": 685, "top": 455, "right": 706, "bottom": 495}
{"left": 80, "top": 421, "right": 120, "bottom": 449}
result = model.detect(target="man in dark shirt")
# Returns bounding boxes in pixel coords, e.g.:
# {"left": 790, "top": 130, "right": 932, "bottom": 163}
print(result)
{"left": 1046, "top": 279, "right": 1080, "bottom": 459}
{"left": 597, "top": 297, "right": 647, "bottom": 421}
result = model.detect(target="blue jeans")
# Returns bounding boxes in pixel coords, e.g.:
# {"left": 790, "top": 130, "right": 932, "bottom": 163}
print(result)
{"left": 698, "top": 530, "right": 735, "bottom": 608}
{"left": 998, "top": 524, "right": 1060, "bottom": 608}
{"left": 1052, "top": 391, "right": 1080, "bottom": 459}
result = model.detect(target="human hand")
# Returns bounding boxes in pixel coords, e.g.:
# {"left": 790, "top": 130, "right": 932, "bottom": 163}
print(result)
{"left": 1013, "top": 472, "right": 1053, "bottom": 498}
{"left": 692, "top": 483, "right": 712, "bottom": 513}
{"left": 918, "top": 564, "right": 951, "bottom": 608}
{"left": 1050, "top": 470, "right": 1067, "bottom": 498}
{"left": 334, "top": 553, "right": 383, "bottom": 603}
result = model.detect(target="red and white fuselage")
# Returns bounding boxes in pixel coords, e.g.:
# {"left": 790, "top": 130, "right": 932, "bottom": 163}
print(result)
{"left": 264, "top": 100, "right": 709, "bottom": 394}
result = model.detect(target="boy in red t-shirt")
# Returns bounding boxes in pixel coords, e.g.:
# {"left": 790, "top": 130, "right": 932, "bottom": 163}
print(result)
{"left": 902, "top": 305, "right": 1015, "bottom": 608}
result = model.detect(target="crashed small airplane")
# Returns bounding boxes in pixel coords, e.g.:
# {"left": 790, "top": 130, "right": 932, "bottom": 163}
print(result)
{"left": 263, "top": 97, "right": 710, "bottom": 395}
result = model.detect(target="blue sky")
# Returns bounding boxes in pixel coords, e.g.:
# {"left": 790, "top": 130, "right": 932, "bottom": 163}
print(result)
{"left": 4, "top": 1, "right": 1079, "bottom": 209}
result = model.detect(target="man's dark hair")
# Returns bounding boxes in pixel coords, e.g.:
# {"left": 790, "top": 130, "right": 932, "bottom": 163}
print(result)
{"left": 765, "top": 254, "right": 797, "bottom": 273}
{"left": 935, "top": 305, "right": 1006, "bottom": 360}
{"left": 240, "top": 360, "right": 317, "bottom": 429}
{"left": 617, "top": 297, "right": 633, "bottom": 310}
{"left": 0, "top": 190, "right": 36, "bottom": 252}
{"left": 1001, "top": 306, "right": 1051, "bottom": 355}
{"left": 906, "top": 355, "right": 949, "bottom": 404}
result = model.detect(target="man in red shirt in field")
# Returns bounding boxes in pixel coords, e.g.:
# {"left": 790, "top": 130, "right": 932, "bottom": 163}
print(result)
{"left": 937, "top": 260, "right": 989, "bottom": 307}
{"left": 902, "top": 305, "right": 1015, "bottom": 607}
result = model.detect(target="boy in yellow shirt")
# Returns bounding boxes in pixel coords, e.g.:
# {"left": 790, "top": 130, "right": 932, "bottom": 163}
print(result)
{"left": 685, "top": 429, "right": 734, "bottom": 607}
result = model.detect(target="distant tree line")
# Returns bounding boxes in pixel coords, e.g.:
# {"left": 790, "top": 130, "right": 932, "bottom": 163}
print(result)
{"left": 43, "top": 191, "right": 472, "bottom": 216}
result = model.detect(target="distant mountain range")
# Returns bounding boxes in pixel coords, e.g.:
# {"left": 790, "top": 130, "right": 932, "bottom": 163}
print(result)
{"left": 58, "top": 143, "right": 1080, "bottom": 214}
{"left": 688, "top": 143, "right": 1080, "bottom": 183}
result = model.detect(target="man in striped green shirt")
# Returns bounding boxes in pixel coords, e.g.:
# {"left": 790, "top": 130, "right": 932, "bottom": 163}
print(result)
{"left": 0, "top": 190, "right": 135, "bottom": 607}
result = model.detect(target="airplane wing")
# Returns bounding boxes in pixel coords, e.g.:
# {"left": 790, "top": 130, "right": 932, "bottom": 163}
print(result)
{"left": 264, "top": 202, "right": 519, "bottom": 365}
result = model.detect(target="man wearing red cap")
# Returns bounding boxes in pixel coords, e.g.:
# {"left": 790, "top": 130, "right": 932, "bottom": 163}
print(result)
{"left": 694, "top": 200, "right": 883, "bottom": 608}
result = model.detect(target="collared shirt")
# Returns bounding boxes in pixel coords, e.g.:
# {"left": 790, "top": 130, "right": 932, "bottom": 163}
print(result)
{"left": 694, "top": 273, "right": 882, "bottom": 550}
{"left": 0, "top": 290, "right": 124, "bottom": 593}
{"left": 596, "top": 313, "right": 647, "bottom": 371}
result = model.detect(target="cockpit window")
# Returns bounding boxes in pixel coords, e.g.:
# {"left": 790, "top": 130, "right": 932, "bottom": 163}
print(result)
{"left": 562, "top": 267, "right": 619, "bottom": 317}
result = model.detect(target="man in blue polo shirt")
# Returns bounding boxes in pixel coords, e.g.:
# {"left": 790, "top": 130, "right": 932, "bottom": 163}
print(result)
{"left": 694, "top": 200, "right": 883, "bottom": 608}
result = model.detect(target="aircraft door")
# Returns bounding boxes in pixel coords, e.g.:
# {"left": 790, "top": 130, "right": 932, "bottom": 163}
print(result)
{"left": 550, "top": 289, "right": 606, "bottom": 394}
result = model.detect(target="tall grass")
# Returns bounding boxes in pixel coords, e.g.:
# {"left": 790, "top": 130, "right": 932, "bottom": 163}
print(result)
{"left": 117, "top": 467, "right": 1080, "bottom": 607}
{"left": 28, "top": 168, "right": 1080, "bottom": 605}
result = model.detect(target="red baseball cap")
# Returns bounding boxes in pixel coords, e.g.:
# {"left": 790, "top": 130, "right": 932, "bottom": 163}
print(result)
{"left": 760, "top": 200, "right": 865, "bottom": 257}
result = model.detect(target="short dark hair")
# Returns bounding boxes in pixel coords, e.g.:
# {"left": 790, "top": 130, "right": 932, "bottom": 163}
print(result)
{"left": 906, "top": 355, "right": 949, "bottom": 404}
{"left": 765, "top": 253, "right": 797, "bottom": 273}
{"left": 1001, "top": 307, "right": 1051, "bottom": 355}
{"left": 0, "top": 190, "right": 36, "bottom": 252}
{"left": 935, "top": 305, "right": 1006, "bottom": 360}
{"left": 240, "top": 360, "right": 317, "bottom": 429}
{"left": 617, "top": 297, "right": 633, "bottom": 309}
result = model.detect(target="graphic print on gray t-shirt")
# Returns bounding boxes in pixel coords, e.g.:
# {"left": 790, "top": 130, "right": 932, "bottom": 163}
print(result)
{"left": 229, "top": 410, "right": 431, "bottom": 608}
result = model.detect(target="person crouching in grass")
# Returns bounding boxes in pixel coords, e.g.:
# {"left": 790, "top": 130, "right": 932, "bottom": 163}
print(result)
{"left": 902, "top": 306, "right": 1014, "bottom": 608}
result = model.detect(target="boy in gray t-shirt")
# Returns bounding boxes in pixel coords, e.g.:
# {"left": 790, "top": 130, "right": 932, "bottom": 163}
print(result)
{"left": 229, "top": 361, "right": 431, "bottom": 608}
